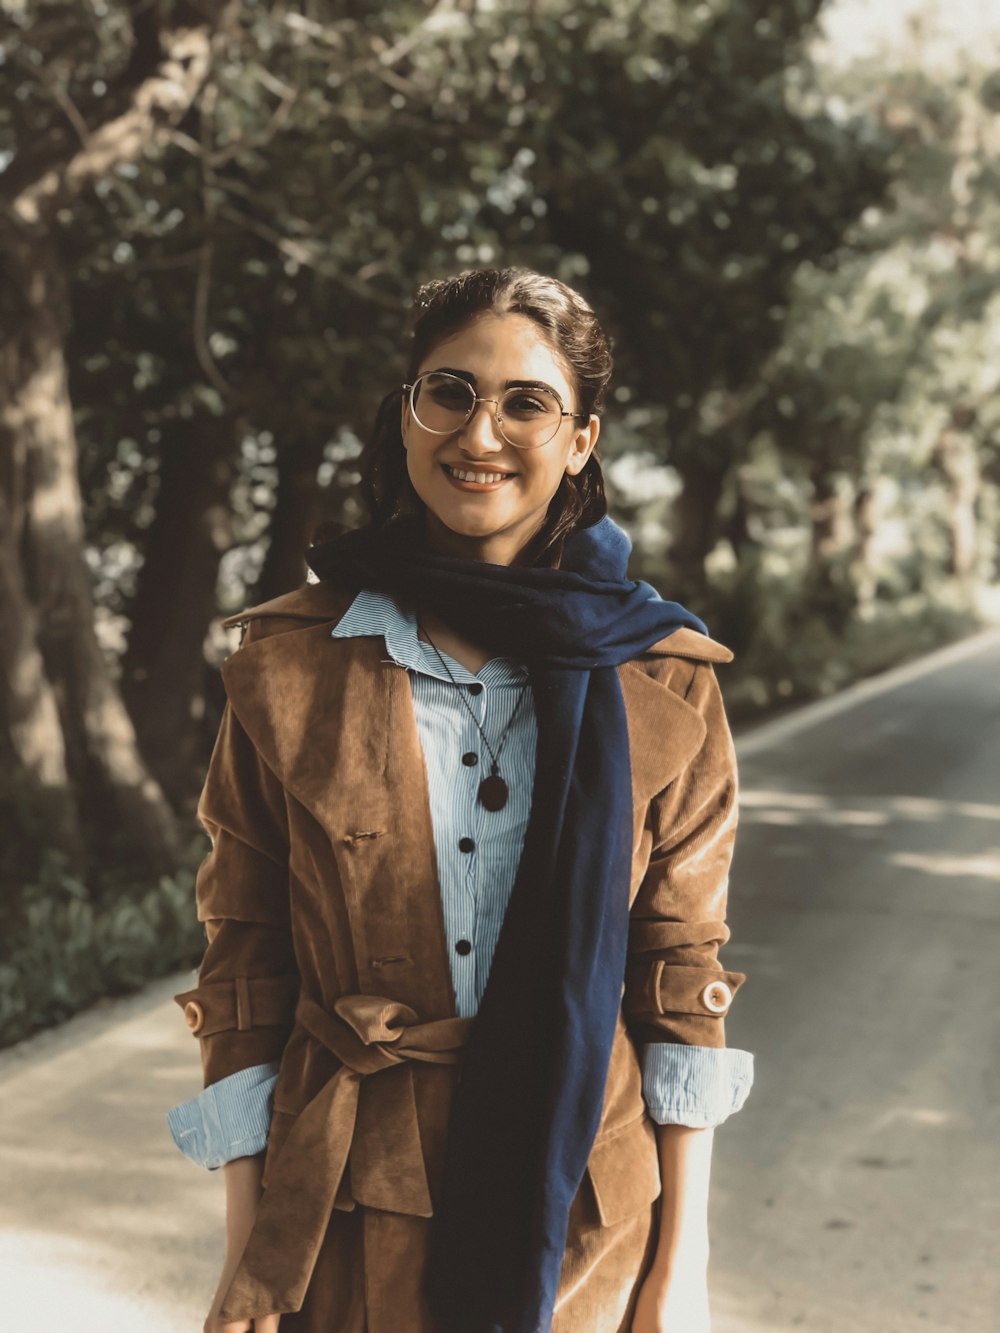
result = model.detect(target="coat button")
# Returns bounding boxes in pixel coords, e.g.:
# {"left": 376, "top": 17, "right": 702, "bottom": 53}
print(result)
{"left": 468, "top": 683, "right": 484, "bottom": 695}
{"left": 699, "top": 980, "right": 732, "bottom": 1014}
{"left": 455, "top": 939, "right": 473, "bottom": 955}
{"left": 458, "top": 836, "right": 474, "bottom": 853}
{"left": 462, "top": 752, "right": 478, "bottom": 766}
{"left": 183, "top": 1000, "right": 205, "bottom": 1033}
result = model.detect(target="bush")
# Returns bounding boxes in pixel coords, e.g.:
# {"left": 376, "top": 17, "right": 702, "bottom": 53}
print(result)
{"left": 720, "top": 586, "right": 984, "bottom": 724}
{"left": 0, "top": 837, "right": 206, "bottom": 1049}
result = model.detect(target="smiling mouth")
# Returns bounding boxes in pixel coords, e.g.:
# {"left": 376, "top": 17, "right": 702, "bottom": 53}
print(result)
{"left": 442, "top": 463, "right": 516, "bottom": 486}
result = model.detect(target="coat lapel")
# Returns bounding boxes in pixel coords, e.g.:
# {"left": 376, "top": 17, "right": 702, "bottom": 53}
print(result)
{"left": 617, "top": 627, "right": 733, "bottom": 807}
{"left": 617, "top": 661, "right": 707, "bottom": 809}
{"left": 222, "top": 624, "right": 394, "bottom": 843}
{"left": 221, "top": 619, "right": 456, "bottom": 1020}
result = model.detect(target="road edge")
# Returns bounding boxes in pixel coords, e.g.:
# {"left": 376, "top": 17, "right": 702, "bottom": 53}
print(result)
{"left": 733, "top": 624, "right": 1000, "bottom": 758}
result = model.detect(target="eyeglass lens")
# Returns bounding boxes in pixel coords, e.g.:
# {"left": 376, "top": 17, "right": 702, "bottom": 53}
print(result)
{"left": 411, "top": 372, "right": 564, "bottom": 449}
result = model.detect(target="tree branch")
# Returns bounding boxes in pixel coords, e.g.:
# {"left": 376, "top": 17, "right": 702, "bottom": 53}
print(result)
{"left": 215, "top": 202, "right": 404, "bottom": 310}
{"left": 193, "top": 82, "right": 240, "bottom": 403}
{"left": 115, "top": 0, "right": 164, "bottom": 92}
{"left": 12, "top": 54, "right": 94, "bottom": 151}
{"left": 2, "top": 6, "right": 228, "bottom": 226}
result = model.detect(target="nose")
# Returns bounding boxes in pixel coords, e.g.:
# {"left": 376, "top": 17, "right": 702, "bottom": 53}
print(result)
{"left": 457, "top": 398, "right": 505, "bottom": 456}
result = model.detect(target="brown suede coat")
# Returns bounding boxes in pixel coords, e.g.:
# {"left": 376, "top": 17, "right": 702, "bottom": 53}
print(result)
{"left": 173, "top": 578, "right": 746, "bottom": 1330}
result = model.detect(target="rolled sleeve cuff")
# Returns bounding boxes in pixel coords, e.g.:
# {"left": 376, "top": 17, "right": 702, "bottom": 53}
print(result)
{"left": 639, "top": 1043, "right": 754, "bottom": 1128}
{"left": 166, "top": 1060, "right": 280, "bottom": 1169}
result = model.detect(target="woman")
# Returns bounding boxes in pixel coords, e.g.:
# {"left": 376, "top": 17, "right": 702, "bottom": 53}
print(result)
{"left": 167, "top": 267, "right": 754, "bottom": 1333}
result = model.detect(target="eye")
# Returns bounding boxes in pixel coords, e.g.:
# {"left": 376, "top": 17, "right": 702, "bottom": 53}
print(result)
{"left": 422, "top": 376, "right": 472, "bottom": 409}
{"left": 504, "top": 391, "right": 558, "bottom": 418}
{"left": 429, "top": 384, "right": 469, "bottom": 406}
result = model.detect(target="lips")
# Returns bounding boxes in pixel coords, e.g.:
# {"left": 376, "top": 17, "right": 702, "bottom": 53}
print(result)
{"left": 442, "top": 463, "right": 516, "bottom": 485}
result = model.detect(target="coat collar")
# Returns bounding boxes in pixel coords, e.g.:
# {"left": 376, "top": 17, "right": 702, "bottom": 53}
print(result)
{"left": 220, "top": 578, "right": 355, "bottom": 632}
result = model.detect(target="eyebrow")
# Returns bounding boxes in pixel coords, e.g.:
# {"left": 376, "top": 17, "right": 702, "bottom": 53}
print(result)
{"left": 429, "top": 367, "right": 563, "bottom": 398}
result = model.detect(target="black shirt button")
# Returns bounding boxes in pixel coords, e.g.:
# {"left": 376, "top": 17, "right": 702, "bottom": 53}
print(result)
{"left": 462, "top": 751, "right": 478, "bottom": 766}
{"left": 468, "top": 682, "right": 484, "bottom": 695}
{"left": 458, "top": 836, "right": 474, "bottom": 853}
{"left": 455, "top": 939, "right": 473, "bottom": 955}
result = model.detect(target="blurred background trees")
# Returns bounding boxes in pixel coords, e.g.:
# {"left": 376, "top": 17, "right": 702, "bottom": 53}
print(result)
{"left": 1, "top": 0, "right": 998, "bottom": 1041}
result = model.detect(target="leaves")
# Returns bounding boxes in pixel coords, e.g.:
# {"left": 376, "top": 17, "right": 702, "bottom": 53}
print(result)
{"left": 0, "top": 848, "right": 205, "bottom": 1045}
{"left": 2, "top": 0, "right": 999, "bottom": 1043}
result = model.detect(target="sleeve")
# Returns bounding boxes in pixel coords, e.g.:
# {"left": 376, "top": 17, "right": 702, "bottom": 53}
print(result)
{"left": 166, "top": 1061, "right": 279, "bottom": 1169}
{"left": 623, "top": 659, "right": 754, "bottom": 1123}
{"left": 171, "top": 622, "right": 301, "bottom": 1090}
{"left": 638, "top": 1044, "right": 753, "bottom": 1128}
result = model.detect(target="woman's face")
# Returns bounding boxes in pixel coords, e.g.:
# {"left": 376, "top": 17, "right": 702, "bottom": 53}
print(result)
{"left": 401, "top": 312, "right": 600, "bottom": 565}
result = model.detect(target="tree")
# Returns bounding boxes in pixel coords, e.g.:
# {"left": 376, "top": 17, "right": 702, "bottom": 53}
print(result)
{"left": 0, "top": 0, "right": 225, "bottom": 872}
{"left": 749, "top": 43, "right": 1000, "bottom": 614}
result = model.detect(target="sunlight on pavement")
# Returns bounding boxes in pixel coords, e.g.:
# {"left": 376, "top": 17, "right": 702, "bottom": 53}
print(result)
{"left": 890, "top": 849, "right": 1000, "bottom": 879}
{"left": 0, "top": 976, "right": 225, "bottom": 1332}
{"left": 740, "top": 789, "right": 1000, "bottom": 827}
{"left": 868, "top": 1106, "right": 954, "bottom": 1131}
{"left": 740, "top": 789, "right": 832, "bottom": 810}
{"left": 0, "top": 1231, "right": 180, "bottom": 1332}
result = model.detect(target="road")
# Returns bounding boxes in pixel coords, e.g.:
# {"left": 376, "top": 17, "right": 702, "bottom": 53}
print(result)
{"left": 713, "top": 629, "right": 1000, "bottom": 1333}
{"left": 1, "top": 628, "right": 998, "bottom": 1332}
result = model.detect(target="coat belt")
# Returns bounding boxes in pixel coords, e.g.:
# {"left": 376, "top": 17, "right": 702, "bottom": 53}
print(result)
{"left": 218, "top": 991, "right": 474, "bottom": 1321}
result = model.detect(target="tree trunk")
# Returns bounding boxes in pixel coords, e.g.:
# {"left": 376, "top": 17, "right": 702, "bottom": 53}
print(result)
{"left": 852, "top": 480, "right": 879, "bottom": 618}
{"left": 809, "top": 465, "right": 854, "bottom": 565}
{"left": 668, "top": 452, "right": 729, "bottom": 596}
{"left": 0, "top": 479, "right": 84, "bottom": 864}
{"left": 932, "top": 423, "right": 980, "bottom": 586}
{"left": 255, "top": 437, "right": 327, "bottom": 602}
{"left": 0, "top": 6, "right": 218, "bottom": 874}
{"left": 1, "top": 229, "right": 180, "bottom": 874}
{"left": 121, "top": 414, "right": 238, "bottom": 806}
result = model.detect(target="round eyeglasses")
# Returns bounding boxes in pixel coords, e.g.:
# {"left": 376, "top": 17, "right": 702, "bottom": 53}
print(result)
{"left": 402, "top": 371, "right": 584, "bottom": 450}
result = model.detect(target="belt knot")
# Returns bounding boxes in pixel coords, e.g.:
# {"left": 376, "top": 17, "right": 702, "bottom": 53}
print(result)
{"left": 218, "top": 990, "right": 474, "bottom": 1322}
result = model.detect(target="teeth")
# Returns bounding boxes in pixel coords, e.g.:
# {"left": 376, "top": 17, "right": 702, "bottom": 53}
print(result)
{"left": 446, "top": 465, "right": 511, "bottom": 484}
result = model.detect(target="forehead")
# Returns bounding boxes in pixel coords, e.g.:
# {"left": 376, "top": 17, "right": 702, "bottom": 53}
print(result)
{"left": 416, "top": 312, "right": 574, "bottom": 397}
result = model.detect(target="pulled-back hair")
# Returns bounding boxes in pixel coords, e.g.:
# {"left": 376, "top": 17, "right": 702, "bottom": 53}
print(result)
{"left": 358, "top": 267, "right": 613, "bottom": 567}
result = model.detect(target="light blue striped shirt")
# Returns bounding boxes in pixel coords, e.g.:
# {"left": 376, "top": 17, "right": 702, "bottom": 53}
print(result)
{"left": 167, "top": 588, "right": 753, "bottom": 1168}
{"left": 365, "top": 585, "right": 539, "bottom": 1015}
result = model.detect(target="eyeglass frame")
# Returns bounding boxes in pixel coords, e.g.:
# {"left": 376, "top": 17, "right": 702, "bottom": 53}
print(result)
{"left": 400, "top": 370, "right": 587, "bottom": 450}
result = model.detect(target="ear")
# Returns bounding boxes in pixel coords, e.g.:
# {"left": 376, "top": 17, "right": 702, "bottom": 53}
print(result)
{"left": 565, "top": 415, "right": 600, "bottom": 477}
{"left": 400, "top": 397, "right": 411, "bottom": 448}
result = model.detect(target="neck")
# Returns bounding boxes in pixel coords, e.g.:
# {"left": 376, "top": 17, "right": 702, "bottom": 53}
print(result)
{"left": 414, "top": 607, "right": 493, "bottom": 674}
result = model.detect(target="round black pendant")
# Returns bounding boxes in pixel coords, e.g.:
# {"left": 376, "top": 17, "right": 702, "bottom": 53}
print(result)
{"left": 478, "top": 773, "right": 509, "bottom": 811}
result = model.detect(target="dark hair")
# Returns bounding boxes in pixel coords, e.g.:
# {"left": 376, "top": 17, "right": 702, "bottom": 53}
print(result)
{"left": 358, "top": 267, "right": 613, "bottom": 567}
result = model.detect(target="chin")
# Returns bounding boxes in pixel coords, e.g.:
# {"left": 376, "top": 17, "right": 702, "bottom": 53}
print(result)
{"left": 423, "top": 506, "right": 513, "bottom": 546}
{"left": 442, "top": 516, "right": 510, "bottom": 541}
{"left": 428, "top": 499, "right": 509, "bottom": 534}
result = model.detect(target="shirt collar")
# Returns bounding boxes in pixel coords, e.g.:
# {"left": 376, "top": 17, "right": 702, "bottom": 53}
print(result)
{"left": 330, "top": 587, "right": 528, "bottom": 686}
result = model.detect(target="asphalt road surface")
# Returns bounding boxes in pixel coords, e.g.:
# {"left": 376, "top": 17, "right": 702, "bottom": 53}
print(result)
{"left": 1, "top": 628, "right": 997, "bottom": 1332}
{"left": 713, "top": 628, "right": 1000, "bottom": 1333}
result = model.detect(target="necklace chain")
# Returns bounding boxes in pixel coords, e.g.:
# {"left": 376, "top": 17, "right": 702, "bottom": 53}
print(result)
{"left": 417, "top": 621, "right": 529, "bottom": 782}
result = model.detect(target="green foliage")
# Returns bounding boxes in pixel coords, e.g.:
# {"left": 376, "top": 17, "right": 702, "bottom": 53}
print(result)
{"left": 3, "top": 1, "right": 999, "bottom": 1041}
{"left": 43, "top": 0, "right": 891, "bottom": 614}
{"left": 0, "top": 840, "right": 206, "bottom": 1049}
{"left": 718, "top": 578, "right": 982, "bottom": 722}
{"left": 0, "top": 762, "right": 209, "bottom": 1046}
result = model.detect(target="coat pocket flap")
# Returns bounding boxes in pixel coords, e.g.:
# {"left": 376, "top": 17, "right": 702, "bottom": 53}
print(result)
{"left": 586, "top": 1113, "right": 662, "bottom": 1227}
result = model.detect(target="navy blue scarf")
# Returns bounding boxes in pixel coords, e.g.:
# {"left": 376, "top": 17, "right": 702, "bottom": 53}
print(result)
{"left": 306, "top": 514, "right": 707, "bottom": 1332}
